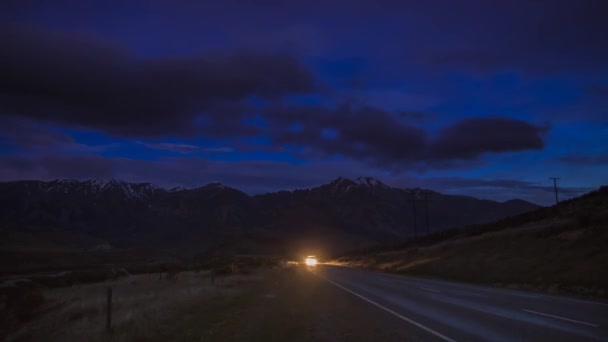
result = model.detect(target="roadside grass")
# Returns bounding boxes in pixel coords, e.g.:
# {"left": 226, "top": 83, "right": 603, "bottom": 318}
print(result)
{"left": 189, "top": 265, "right": 427, "bottom": 341}
{"left": 5, "top": 265, "right": 442, "bottom": 341}
{"left": 5, "top": 271, "right": 265, "bottom": 342}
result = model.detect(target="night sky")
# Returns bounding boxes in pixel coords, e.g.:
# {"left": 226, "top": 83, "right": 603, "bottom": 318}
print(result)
{"left": 1, "top": 0, "right": 607, "bottom": 205}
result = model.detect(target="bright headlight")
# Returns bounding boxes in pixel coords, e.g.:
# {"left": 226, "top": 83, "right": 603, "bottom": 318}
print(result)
{"left": 305, "top": 257, "right": 318, "bottom": 266}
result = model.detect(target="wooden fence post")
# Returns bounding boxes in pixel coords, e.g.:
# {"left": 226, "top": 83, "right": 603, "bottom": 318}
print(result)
{"left": 106, "top": 286, "right": 112, "bottom": 332}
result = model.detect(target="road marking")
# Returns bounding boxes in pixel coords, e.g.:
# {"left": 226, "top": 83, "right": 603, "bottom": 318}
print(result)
{"left": 316, "top": 273, "right": 456, "bottom": 342}
{"left": 539, "top": 294, "right": 608, "bottom": 307}
{"left": 522, "top": 309, "right": 598, "bottom": 327}
{"left": 419, "top": 286, "right": 441, "bottom": 293}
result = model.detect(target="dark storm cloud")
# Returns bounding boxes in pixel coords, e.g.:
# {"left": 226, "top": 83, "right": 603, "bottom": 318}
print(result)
{"left": 263, "top": 104, "right": 547, "bottom": 165}
{"left": 0, "top": 116, "right": 116, "bottom": 155}
{"left": 266, "top": 103, "right": 428, "bottom": 164}
{"left": 0, "top": 117, "right": 74, "bottom": 148}
{"left": 430, "top": 117, "right": 547, "bottom": 160}
{"left": 398, "top": 111, "right": 427, "bottom": 120}
{"left": 3, "top": 0, "right": 607, "bottom": 76}
{"left": 0, "top": 25, "right": 317, "bottom": 137}
{"left": 415, "top": 0, "right": 608, "bottom": 74}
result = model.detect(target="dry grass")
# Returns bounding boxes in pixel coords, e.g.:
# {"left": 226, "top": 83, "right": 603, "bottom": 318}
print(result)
{"left": 338, "top": 215, "right": 608, "bottom": 298}
{"left": 6, "top": 271, "right": 264, "bottom": 342}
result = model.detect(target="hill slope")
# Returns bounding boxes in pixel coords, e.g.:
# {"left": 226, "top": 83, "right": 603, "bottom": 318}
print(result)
{"left": 336, "top": 186, "right": 608, "bottom": 298}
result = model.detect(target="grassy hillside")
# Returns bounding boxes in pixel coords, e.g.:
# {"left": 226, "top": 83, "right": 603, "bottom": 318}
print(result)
{"left": 335, "top": 186, "right": 608, "bottom": 298}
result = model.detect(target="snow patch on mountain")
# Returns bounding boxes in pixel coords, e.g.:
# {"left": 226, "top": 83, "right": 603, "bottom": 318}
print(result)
{"left": 208, "top": 182, "right": 226, "bottom": 189}
{"left": 323, "top": 176, "right": 390, "bottom": 193}
{"left": 356, "top": 177, "right": 389, "bottom": 189}
{"left": 44, "top": 178, "right": 160, "bottom": 200}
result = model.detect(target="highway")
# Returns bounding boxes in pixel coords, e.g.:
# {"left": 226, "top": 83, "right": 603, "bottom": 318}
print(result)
{"left": 314, "top": 265, "right": 608, "bottom": 341}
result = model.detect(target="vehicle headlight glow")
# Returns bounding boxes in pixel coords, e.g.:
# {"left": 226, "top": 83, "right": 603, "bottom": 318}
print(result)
{"left": 305, "top": 256, "right": 318, "bottom": 266}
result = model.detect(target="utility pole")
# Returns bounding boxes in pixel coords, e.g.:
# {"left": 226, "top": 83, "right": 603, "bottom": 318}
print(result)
{"left": 411, "top": 191, "right": 418, "bottom": 237}
{"left": 423, "top": 191, "right": 430, "bottom": 235}
{"left": 549, "top": 177, "right": 560, "bottom": 205}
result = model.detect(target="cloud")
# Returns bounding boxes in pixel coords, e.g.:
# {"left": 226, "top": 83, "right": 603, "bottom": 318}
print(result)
{"left": 430, "top": 117, "right": 547, "bottom": 160}
{"left": 386, "top": 175, "right": 595, "bottom": 205}
{"left": 203, "top": 147, "right": 234, "bottom": 153}
{"left": 415, "top": 0, "right": 608, "bottom": 74}
{"left": 586, "top": 84, "right": 608, "bottom": 99}
{"left": 420, "top": 177, "right": 593, "bottom": 195}
{"left": 2, "top": 97, "right": 548, "bottom": 170}
{"left": 0, "top": 116, "right": 113, "bottom": 154}
{"left": 418, "top": 178, "right": 537, "bottom": 189}
{"left": 0, "top": 25, "right": 317, "bottom": 138}
{"left": 267, "top": 103, "right": 428, "bottom": 165}
{"left": 141, "top": 142, "right": 199, "bottom": 154}
{"left": 264, "top": 105, "right": 547, "bottom": 166}
{"left": 398, "top": 111, "right": 428, "bottom": 120}
{"left": 0, "top": 117, "right": 74, "bottom": 147}
{"left": 3, "top": 0, "right": 607, "bottom": 78}
{"left": 558, "top": 154, "right": 608, "bottom": 165}
{"left": 0, "top": 23, "right": 552, "bottom": 171}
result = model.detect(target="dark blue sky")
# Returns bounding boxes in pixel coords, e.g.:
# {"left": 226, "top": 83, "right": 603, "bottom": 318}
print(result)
{"left": 1, "top": 0, "right": 607, "bottom": 204}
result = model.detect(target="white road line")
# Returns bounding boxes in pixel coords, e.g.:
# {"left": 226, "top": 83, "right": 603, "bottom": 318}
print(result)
{"left": 419, "top": 286, "right": 441, "bottom": 293}
{"left": 316, "top": 273, "right": 456, "bottom": 342}
{"left": 522, "top": 309, "right": 599, "bottom": 327}
{"left": 539, "top": 294, "right": 608, "bottom": 307}
{"left": 326, "top": 265, "right": 608, "bottom": 306}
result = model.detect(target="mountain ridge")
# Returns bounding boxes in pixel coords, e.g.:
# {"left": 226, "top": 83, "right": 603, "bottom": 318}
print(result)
{"left": 0, "top": 177, "right": 543, "bottom": 254}
{"left": 9, "top": 176, "right": 537, "bottom": 204}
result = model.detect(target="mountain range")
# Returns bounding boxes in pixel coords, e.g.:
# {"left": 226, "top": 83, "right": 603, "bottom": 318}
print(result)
{"left": 0, "top": 177, "right": 540, "bottom": 255}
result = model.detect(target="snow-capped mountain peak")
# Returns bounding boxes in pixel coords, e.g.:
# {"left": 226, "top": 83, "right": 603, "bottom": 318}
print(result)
{"left": 322, "top": 176, "right": 390, "bottom": 193}
{"left": 45, "top": 179, "right": 80, "bottom": 193}
{"left": 44, "top": 178, "right": 160, "bottom": 200}
{"left": 208, "top": 182, "right": 226, "bottom": 189}
{"left": 326, "top": 177, "right": 356, "bottom": 192}
{"left": 355, "top": 177, "right": 388, "bottom": 189}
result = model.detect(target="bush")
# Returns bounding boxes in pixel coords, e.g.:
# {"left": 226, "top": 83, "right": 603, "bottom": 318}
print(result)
{"left": 0, "top": 279, "right": 46, "bottom": 337}
{"left": 577, "top": 214, "right": 591, "bottom": 228}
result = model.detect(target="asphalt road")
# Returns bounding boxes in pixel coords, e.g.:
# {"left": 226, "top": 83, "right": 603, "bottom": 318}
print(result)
{"left": 314, "top": 265, "right": 608, "bottom": 341}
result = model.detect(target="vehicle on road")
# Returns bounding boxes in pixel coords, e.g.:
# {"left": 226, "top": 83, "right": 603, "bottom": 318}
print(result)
{"left": 304, "top": 255, "right": 318, "bottom": 267}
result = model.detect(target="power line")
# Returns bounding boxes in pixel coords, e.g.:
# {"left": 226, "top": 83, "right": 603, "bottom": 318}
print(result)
{"left": 549, "top": 177, "right": 560, "bottom": 205}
